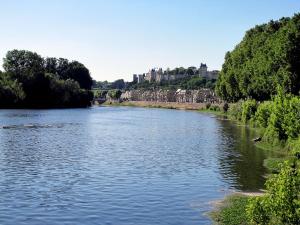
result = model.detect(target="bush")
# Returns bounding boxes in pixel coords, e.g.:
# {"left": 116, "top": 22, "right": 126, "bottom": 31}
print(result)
{"left": 254, "top": 101, "right": 273, "bottom": 128}
{"left": 241, "top": 99, "right": 257, "bottom": 123}
{"left": 108, "top": 89, "right": 122, "bottom": 99}
{"left": 282, "top": 96, "right": 300, "bottom": 140}
{"left": 247, "top": 160, "right": 300, "bottom": 224}
{"left": 222, "top": 102, "right": 229, "bottom": 112}
{"left": 264, "top": 90, "right": 300, "bottom": 142}
{"left": 210, "top": 105, "right": 221, "bottom": 111}
{"left": 211, "top": 195, "right": 250, "bottom": 225}
{"left": 94, "top": 90, "right": 108, "bottom": 98}
{"left": 205, "top": 102, "right": 211, "bottom": 109}
{"left": 247, "top": 196, "right": 269, "bottom": 225}
{"left": 228, "top": 101, "right": 243, "bottom": 121}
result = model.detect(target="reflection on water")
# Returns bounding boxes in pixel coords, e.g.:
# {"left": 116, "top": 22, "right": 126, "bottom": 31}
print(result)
{"left": 215, "top": 119, "right": 278, "bottom": 190}
{"left": 0, "top": 107, "right": 276, "bottom": 225}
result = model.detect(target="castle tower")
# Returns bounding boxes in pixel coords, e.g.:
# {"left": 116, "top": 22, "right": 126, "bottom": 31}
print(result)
{"left": 199, "top": 63, "right": 208, "bottom": 78}
{"left": 133, "top": 74, "right": 138, "bottom": 83}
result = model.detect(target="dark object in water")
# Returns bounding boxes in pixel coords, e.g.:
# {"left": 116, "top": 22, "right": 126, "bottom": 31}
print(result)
{"left": 1, "top": 124, "right": 55, "bottom": 129}
{"left": 253, "top": 137, "right": 262, "bottom": 142}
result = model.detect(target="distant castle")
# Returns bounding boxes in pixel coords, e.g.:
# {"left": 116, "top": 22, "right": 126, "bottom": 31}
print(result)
{"left": 133, "top": 63, "right": 219, "bottom": 83}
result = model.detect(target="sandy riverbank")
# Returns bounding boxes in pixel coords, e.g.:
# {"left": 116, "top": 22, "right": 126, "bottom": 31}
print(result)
{"left": 103, "top": 100, "right": 222, "bottom": 111}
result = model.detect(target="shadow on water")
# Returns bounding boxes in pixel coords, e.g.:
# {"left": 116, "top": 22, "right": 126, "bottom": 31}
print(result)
{"left": 215, "top": 118, "right": 279, "bottom": 191}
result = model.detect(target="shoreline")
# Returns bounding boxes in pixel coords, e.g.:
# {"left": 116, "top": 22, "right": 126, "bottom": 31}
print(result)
{"left": 101, "top": 100, "right": 283, "bottom": 225}
{"left": 102, "top": 100, "right": 223, "bottom": 111}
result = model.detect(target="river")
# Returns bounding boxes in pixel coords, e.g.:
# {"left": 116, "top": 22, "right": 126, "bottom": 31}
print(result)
{"left": 0, "top": 106, "right": 275, "bottom": 224}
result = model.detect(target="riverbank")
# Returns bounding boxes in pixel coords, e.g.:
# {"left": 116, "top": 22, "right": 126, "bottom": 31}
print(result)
{"left": 209, "top": 194, "right": 252, "bottom": 225}
{"left": 103, "top": 100, "right": 222, "bottom": 111}
{"left": 102, "top": 99, "right": 290, "bottom": 225}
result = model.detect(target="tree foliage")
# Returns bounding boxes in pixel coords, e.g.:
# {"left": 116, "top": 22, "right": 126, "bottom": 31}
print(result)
{"left": 224, "top": 93, "right": 300, "bottom": 224}
{"left": 0, "top": 72, "right": 25, "bottom": 107}
{"left": 227, "top": 90, "right": 300, "bottom": 143}
{"left": 110, "top": 79, "right": 125, "bottom": 89}
{"left": 216, "top": 14, "right": 300, "bottom": 102}
{"left": 107, "top": 89, "right": 122, "bottom": 99}
{"left": 247, "top": 158, "right": 300, "bottom": 224}
{"left": 44, "top": 57, "right": 93, "bottom": 89}
{"left": 0, "top": 49, "right": 93, "bottom": 108}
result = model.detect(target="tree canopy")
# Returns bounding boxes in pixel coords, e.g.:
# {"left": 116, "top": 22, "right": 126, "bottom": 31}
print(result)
{"left": 0, "top": 49, "right": 93, "bottom": 108}
{"left": 216, "top": 13, "right": 300, "bottom": 102}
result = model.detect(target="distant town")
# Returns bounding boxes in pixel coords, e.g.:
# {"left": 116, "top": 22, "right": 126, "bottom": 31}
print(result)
{"left": 132, "top": 63, "right": 219, "bottom": 83}
{"left": 92, "top": 63, "right": 219, "bottom": 91}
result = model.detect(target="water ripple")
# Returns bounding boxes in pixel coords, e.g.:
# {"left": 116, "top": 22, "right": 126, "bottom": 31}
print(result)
{"left": 0, "top": 107, "right": 274, "bottom": 225}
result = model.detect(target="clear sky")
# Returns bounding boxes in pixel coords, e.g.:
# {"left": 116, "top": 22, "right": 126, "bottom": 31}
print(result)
{"left": 0, "top": 0, "right": 299, "bottom": 81}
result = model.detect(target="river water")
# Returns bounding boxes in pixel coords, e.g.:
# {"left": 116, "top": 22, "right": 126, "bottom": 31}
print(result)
{"left": 0, "top": 106, "right": 275, "bottom": 225}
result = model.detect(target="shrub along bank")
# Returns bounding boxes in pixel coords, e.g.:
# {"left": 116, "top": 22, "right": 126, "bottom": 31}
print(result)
{"left": 210, "top": 13, "right": 300, "bottom": 225}
{"left": 209, "top": 89, "right": 300, "bottom": 224}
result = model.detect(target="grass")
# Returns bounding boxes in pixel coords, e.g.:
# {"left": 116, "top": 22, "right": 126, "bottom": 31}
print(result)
{"left": 263, "top": 157, "right": 285, "bottom": 173}
{"left": 210, "top": 195, "right": 250, "bottom": 225}
{"left": 255, "top": 141, "right": 285, "bottom": 153}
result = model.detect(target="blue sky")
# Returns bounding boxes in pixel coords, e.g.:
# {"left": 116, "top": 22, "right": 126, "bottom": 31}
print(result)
{"left": 0, "top": 0, "right": 299, "bottom": 81}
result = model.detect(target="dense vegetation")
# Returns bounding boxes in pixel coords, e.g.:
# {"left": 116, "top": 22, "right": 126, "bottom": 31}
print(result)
{"left": 210, "top": 91, "right": 300, "bottom": 224}
{"left": 216, "top": 13, "right": 300, "bottom": 102}
{"left": 212, "top": 13, "right": 300, "bottom": 225}
{"left": 210, "top": 195, "right": 250, "bottom": 225}
{"left": 93, "top": 79, "right": 126, "bottom": 90}
{"left": 0, "top": 50, "right": 93, "bottom": 108}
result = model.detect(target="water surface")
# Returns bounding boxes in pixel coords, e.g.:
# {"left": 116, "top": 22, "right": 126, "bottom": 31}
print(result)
{"left": 0, "top": 106, "right": 274, "bottom": 224}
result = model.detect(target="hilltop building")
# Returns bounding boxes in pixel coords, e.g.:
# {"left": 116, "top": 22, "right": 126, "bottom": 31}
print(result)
{"left": 133, "top": 63, "right": 219, "bottom": 83}
{"left": 198, "top": 63, "right": 219, "bottom": 80}
{"left": 133, "top": 74, "right": 138, "bottom": 83}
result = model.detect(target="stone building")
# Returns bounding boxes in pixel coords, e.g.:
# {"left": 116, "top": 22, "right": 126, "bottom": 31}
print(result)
{"left": 133, "top": 63, "right": 219, "bottom": 83}
{"left": 138, "top": 74, "right": 145, "bottom": 83}
{"left": 121, "top": 88, "right": 220, "bottom": 104}
{"left": 133, "top": 74, "right": 138, "bottom": 83}
{"left": 198, "top": 63, "right": 219, "bottom": 80}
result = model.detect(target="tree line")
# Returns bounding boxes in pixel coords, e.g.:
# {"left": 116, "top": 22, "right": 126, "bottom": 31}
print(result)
{"left": 212, "top": 13, "right": 300, "bottom": 224}
{"left": 93, "top": 76, "right": 216, "bottom": 92}
{"left": 0, "top": 49, "right": 93, "bottom": 108}
{"left": 216, "top": 13, "right": 300, "bottom": 102}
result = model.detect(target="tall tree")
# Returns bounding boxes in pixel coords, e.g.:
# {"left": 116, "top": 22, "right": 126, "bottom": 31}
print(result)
{"left": 216, "top": 13, "right": 300, "bottom": 102}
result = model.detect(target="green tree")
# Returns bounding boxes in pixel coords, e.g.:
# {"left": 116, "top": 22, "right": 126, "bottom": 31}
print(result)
{"left": 247, "top": 159, "right": 300, "bottom": 224}
{"left": 44, "top": 58, "right": 93, "bottom": 90}
{"left": 111, "top": 79, "right": 125, "bottom": 89}
{"left": 216, "top": 13, "right": 300, "bottom": 102}
{"left": 1, "top": 49, "right": 93, "bottom": 108}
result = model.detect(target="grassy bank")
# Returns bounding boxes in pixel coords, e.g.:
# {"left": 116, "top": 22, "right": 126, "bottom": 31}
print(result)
{"left": 210, "top": 194, "right": 251, "bottom": 225}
